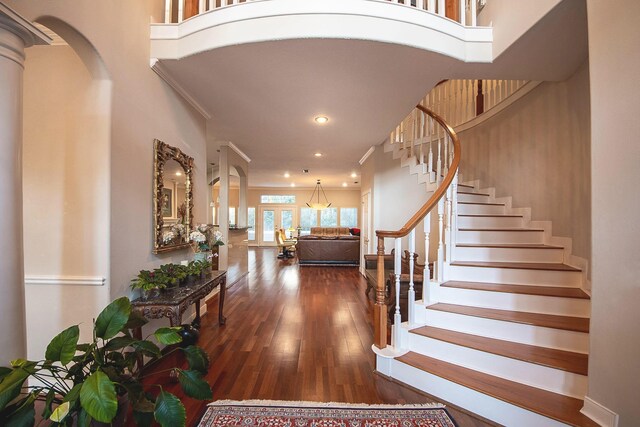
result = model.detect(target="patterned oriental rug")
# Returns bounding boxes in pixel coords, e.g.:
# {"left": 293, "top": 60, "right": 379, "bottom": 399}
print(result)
{"left": 198, "top": 400, "right": 457, "bottom": 427}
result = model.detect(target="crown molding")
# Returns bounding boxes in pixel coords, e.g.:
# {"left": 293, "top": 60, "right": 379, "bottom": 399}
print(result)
{"left": 221, "top": 141, "right": 251, "bottom": 163}
{"left": 150, "top": 58, "right": 212, "bottom": 120}
{"left": 359, "top": 145, "right": 376, "bottom": 165}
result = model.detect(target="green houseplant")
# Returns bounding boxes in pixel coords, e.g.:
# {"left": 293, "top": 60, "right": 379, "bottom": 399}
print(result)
{"left": 0, "top": 297, "right": 212, "bottom": 426}
{"left": 131, "top": 269, "right": 170, "bottom": 299}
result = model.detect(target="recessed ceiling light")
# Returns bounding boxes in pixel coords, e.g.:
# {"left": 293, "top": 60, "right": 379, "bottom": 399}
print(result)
{"left": 350, "top": 172, "right": 357, "bottom": 178}
{"left": 290, "top": 183, "right": 296, "bottom": 187}
{"left": 284, "top": 172, "right": 290, "bottom": 178}
{"left": 314, "top": 152, "right": 322, "bottom": 157}
{"left": 175, "top": 172, "right": 182, "bottom": 176}
{"left": 314, "top": 116, "right": 329, "bottom": 124}
{"left": 342, "top": 182, "right": 348, "bottom": 187}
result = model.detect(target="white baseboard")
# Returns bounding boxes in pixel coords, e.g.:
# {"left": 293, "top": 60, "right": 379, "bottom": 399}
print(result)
{"left": 25, "top": 275, "right": 106, "bottom": 286}
{"left": 581, "top": 397, "right": 619, "bottom": 427}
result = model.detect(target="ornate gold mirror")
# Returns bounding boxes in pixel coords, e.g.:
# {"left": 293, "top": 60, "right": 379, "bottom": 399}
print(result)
{"left": 153, "top": 139, "right": 194, "bottom": 253}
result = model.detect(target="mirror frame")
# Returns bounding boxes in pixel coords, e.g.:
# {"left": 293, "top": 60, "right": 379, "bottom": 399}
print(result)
{"left": 153, "top": 139, "right": 194, "bottom": 254}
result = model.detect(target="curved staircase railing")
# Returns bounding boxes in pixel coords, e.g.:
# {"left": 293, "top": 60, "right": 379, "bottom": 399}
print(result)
{"left": 373, "top": 104, "right": 461, "bottom": 349}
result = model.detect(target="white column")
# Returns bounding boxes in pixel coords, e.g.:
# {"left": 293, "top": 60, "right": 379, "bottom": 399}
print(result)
{"left": 0, "top": 5, "right": 50, "bottom": 365}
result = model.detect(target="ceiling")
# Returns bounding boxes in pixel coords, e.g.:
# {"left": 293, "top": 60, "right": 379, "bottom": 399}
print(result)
{"left": 157, "top": 0, "right": 588, "bottom": 188}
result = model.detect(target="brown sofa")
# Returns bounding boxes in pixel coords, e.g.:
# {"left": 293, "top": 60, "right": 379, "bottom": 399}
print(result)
{"left": 297, "top": 227, "right": 360, "bottom": 265}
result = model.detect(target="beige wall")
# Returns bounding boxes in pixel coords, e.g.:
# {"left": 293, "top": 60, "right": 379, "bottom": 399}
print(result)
{"left": 22, "top": 44, "right": 111, "bottom": 357}
{"left": 458, "top": 63, "right": 591, "bottom": 266}
{"left": 11, "top": 0, "right": 209, "bottom": 355}
{"left": 586, "top": 1, "right": 640, "bottom": 424}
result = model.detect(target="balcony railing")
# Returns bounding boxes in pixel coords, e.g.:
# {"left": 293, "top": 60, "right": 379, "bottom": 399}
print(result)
{"left": 163, "top": 0, "right": 483, "bottom": 26}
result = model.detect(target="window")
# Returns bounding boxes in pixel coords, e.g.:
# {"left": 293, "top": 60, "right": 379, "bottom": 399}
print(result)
{"left": 229, "top": 207, "right": 236, "bottom": 226}
{"left": 299, "top": 207, "right": 317, "bottom": 235}
{"left": 320, "top": 207, "right": 338, "bottom": 227}
{"left": 247, "top": 207, "right": 255, "bottom": 241}
{"left": 340, "top": 207, "right": 358, "bottom": 228}
{"left": 260, "top": 195, "right": 296, "bottom": 204}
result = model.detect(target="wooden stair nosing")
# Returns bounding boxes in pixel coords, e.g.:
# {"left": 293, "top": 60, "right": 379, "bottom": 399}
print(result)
{"left": 458, "top": 201, "right": 505, "bottom": 206}
{"left": 395, "top": 352, "right": 599, "bottom": 427}
{"left": 427, "top": 303, "right": 590, "bottom": 333}
{"left": 458, "top": 191, "right": 490, "bottom": 197}
{"left": 456, "top": 243, "right": 563, "bottom": 249}
{"left": 458, "top": 183, "right": 474, "bottom": 189}
{"left": 459, "top": 228, "right": 545, "bottom": 232}
{"left": 410, "top": 325, "right": 589, "bottom": 375}
{"left": 441, "top": 281, "right": 590, "bottom": 299}
{"left": 458, "top": 214, "right": 524, "bottom": 218}
{"left": 450, "top": 261, "right": 581, "bottom": 272}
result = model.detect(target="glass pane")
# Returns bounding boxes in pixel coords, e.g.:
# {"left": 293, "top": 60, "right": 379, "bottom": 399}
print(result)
{"left": 340, "top": 207, "right": 358, "bottom": 228}
{"left": 281, "top": 210, "right": 293, "bottom": 238}
{"left": 262, "top": 210, "right": 275, "bottom": 242}
{"left": 248, "top": 207, "right": 255, "bottom": 241}
{"left": 300, "top": 208, "right": 317, "bottom": 235}
{"left": 229, "top": 207, "right": 236, "bottom": 226}
{"left": 260, "top": 195, "right": 296, "bottom": 204}
{"left": 320, "top": 208, "right": 338, "bottom": 227}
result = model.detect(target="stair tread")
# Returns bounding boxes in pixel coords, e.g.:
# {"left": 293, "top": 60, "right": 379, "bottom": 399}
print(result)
{"left": 442, "top": 281, "right": 590, "bottom": 299}
{"left": 410, "top": 326, "right": 589, "bottom": 375}
{"left": 427, "top": 303, "right": 590, "bottom": 332}
{"left": 395, "top": 352, "right": 598, "bottom": 427}
{"left": 458, "top": 191, "right": 490, "bottom": 196}
{"left": 458, "top": 201, "right": 505, "bottom": 206}
{"left": 457, "top": 243, "right": 562, "bottom": 249}
{"left": 458, "top": 183, "right": 474, "bottom": 189}
{"left": 450, "top": 261, "right": 581, "bottom": 272}
{"left": 459, "top": 227, "right": 545, "bottom": 232}
{"left": 458, "top": 214, "right": 523, "bottom": 217}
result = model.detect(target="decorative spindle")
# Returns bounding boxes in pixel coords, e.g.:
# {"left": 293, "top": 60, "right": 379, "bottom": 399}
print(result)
{"left": 165, "top": 0, "right": 173, "bottom": 23}
{"left": 408, "top": 229, "right": 416, "bottom": 326}
{"left": 423, "top": 213, "right": 432, "bottom": 304}
{"left": 437, "top": 198, "right": 445, "bottom": 282}
{"left": 177, "top": 0, "right": 185, "bottom": 22}
{"left": 393, "top": 238, "right": 402, "bottom": 349}
{"left": 437, "top": 0, "right": 445, "bottom": 16}
{"left": 374, "top": 237, "right": 387, "bottom": 349}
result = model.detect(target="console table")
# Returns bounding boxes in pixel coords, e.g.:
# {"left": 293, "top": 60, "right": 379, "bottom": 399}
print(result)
{"left": 131, "top": 270, "right": 227, "bottom": 329}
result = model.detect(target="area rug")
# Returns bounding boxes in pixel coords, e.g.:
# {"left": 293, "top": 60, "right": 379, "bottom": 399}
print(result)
{"left": 198, "top": 399, "right": 457, "bottom": 426}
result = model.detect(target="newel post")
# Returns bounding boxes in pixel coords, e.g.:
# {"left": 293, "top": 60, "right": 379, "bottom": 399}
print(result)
{"left": 374, "top": 236, "right": 388, "bottom": 349}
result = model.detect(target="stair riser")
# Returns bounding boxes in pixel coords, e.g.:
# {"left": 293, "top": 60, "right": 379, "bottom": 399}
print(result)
{"left": 458, "top": 215, "right": 524, "bottom": 228}
{"left": 457, "top": 193, "right": 491, "bottom": 203}
{"left": 405, "top": 332, "right": 587, "bottom": 398}
{"left": 437, "top": 287, "right": 591, "bottom": 317}
{"left": 446, "top": 265, "right": 582, "bottom": 287}
{"left": 458, "top": 203, "right": 506, "bottom": 215}
{"left": 455, "top": 246, "right": 564, "bottom": 263}
{"left": 421, "top": 308, "right": 589, "bottom": 353}
{"left": 457, "top": 229, "right": 544, "bottom": 245}
{"left": 382, "top": 358, "right": 572, "bottom": 427}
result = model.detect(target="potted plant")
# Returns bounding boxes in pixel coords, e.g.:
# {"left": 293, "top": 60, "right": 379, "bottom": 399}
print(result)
{"left": 130, "top": 270, "right": 170, "bottom": 300}
{"left": 158, "top": 263, "right": 188, "bottom": 288}
{"left": 0, "top": 297, "right": 212, "bottom": 426}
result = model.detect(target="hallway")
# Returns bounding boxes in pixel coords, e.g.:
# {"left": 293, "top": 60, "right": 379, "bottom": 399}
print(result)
{"left": 151, "top": 248, "right": 493, "bottom": 426}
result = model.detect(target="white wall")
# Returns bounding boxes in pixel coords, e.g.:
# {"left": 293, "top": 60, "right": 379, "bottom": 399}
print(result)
{"left": 10, "top": 0, "right": 209, "bottom": 353}
{"left": 586, "top": 1, "right": 640, "bottom": 425}
{"left": 458, "top": 63, "right": 591, "bottom": 267}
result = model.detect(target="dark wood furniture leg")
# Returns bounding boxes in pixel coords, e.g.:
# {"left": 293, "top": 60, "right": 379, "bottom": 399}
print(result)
{"left": 218, "top": 276, "right": 227, "bottom": 325}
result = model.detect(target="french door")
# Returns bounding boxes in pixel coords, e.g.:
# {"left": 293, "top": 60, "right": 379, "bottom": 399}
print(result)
{"left": 257, "top": 206, "right": 297, "bottom": 246}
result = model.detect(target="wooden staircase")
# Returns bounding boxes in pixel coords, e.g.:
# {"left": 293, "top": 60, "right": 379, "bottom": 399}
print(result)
{"left": 378, "top": 182, "right": 595, "bottom": 427}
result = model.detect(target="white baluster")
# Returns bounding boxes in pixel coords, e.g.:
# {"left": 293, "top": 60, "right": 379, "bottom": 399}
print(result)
{"left": 436, "top": 127, "right": 442, "bottom": 183}
{"left": 445, "top": 180, "right": 453, "bottom": 263}
{"left": 427, "top": 0, "right": 436, "bottom": 13}
{"left": 436, "top": 198, "right": 445, "bottom": 282}
{"left": 459, "top": 0, "right": 466, "bottom": 25}
{"left": 165, "top": 0, "right": 173, "bottom": 23}
{"left": 419, "top": 112, "right": 425, "bottom": 165}
{"left": 177, "top": 0, "right": 185, "bottom": 22}
{"left": 428, "top": 117, "right": 434, "bottom": 182}
{"left": 199, "top": 0, "right": 206, "bottom": 14}
{"left": 443, "top": 129, "right": 449, "bottom": 176}
{"left": 470, "top": 0, "right": 477, "bottom": 26}
{"left": 423, "top": 213, "right": 432, "bottom": 304}
{"left": 451, "top": 172, "right": 459, "bottom": 260}
{"left": 437, "top": 0, "right": 445, "bottom": 16}
{"left": 408, "top": 229, "right": 416, "bottom": 326}
{"left": 392, "top": 238, "right": 402, "bottom": 349}
{"left": 416, "top": 0, "right": 424, "bottom": 10}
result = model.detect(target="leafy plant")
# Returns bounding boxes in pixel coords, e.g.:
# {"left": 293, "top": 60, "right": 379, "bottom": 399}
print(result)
{"left": 0, "top": 297, "right": 212, "bottom": 426}
{"left": 130, "top": 269, "right": 170, "bottom": 291}
{"left": 158, "top": 264, "right": 188, "bottom": 287}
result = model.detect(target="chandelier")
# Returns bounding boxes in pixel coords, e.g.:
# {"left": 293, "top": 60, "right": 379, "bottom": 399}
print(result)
{"left": 306, "top": 179, "right": 331, "bottom": 210}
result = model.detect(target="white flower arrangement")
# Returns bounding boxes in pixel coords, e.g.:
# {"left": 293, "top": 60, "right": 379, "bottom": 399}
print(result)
{"left": 162, "top": 230, "right": 176, "bottom": 244}
{"left": 172, "top": 223, "right": 186, "bottom": 236}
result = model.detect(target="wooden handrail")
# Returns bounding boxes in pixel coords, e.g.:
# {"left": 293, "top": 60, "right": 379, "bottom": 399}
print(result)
{"left": 373, "top": 104, "right": 460, "bottom": 349}
{"left": 376, "top": 105, "right": 461, "bottom": 239}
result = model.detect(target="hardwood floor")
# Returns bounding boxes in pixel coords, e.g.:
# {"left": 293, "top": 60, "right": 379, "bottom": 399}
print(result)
{"left": 138, "top": 248, "right": 496, "bottom": 427}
